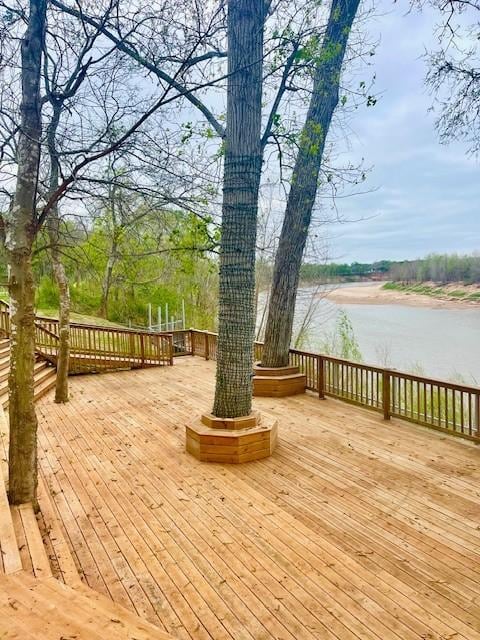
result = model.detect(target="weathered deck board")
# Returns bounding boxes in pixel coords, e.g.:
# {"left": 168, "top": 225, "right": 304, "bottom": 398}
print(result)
{"left": 36, "top": 357, "right": 480, "bottom": 640}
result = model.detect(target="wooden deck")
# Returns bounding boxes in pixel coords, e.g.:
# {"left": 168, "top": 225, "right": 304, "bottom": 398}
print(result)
{"left": 36, "top": 357, "right": 480, "bottom": 640}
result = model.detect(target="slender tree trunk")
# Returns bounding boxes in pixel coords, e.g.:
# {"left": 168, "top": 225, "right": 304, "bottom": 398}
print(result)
{"left": 6, "top": 0, "right": 46, "bottom": 506}
{"left": 99, "top": 250, "right": 116, "bottom": 318}
{"left": 261, "top": 0, "right": 360, "bottom": 368}
{"left": 48, "top": 213, "right": 71, "bottom": 402}
{"left": 46, "top": 105, "right": 71, "bottom": 403}
{"left": 99, "top": 184, "right": 119, "bottom": 319}
{"left": 212, "top": 0, "right": 264, "bottom": 418}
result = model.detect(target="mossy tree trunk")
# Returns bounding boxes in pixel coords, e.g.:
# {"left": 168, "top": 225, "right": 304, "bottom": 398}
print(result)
{"left": 6, "top": 0, "right": 46, "bottom": 506}
{"left": 261, "top": 0, "right": 360, "bottom": 368}
{"left": 212, "top": 0, "right": 264, "bottom": 418}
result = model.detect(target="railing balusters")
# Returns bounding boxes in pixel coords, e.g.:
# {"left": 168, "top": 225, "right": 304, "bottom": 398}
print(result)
{"left": 9, "top": 292, "right": 478, "bottom": 443}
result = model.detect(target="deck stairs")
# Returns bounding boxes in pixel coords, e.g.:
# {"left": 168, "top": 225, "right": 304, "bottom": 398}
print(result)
{"left": 0, "top": 404, "right": 173, "bottom": 639}
{"left": 0, "top": 338, "right": 56, "bottom": 409}
{"left": 0, "top": 338, "right": 174, "bottom": 639}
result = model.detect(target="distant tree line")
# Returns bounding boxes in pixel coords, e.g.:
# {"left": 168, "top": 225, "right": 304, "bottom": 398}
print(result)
{"left": 388, "top": 254, "right": 480, "bottom": 284}
{"left": 300, "top": 260, "right": 392, "bottom": 281}
{"left": 300, "top": 254, "right": 480, "bottom": 284}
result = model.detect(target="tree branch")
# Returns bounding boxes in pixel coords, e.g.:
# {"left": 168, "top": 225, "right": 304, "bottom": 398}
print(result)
{"left": 51, "top": 0, "right": 226, "bottom": 138}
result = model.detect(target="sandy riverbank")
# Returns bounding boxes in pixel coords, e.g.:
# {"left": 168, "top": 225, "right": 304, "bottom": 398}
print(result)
{"left": 325, "top": 282, "right": 480, "bottom": 309}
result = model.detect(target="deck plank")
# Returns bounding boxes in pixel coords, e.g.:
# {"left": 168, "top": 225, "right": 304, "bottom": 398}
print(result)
{"left": 0, "top": 572, "right": 174, "bottom": 639}
{"left": 36, "top": 357, "right": 480, "bottom": 640}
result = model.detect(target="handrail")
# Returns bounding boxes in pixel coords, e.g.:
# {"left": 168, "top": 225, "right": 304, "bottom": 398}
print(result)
{"left": 1, "top": 298, "right": 478, "bottom": 442}
{"left": 35, "top": 322, "right": 60, "bottom": 341}
{"left": 0, "top": 300, "right": 173, "bottom": 372}
{"left": 176, "top": 328, "right": 480, "bottom": 444}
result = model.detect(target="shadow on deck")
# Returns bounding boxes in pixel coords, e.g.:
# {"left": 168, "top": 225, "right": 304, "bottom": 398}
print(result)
{"left": 35, "top": 356, "right": 480, "bottom": 640}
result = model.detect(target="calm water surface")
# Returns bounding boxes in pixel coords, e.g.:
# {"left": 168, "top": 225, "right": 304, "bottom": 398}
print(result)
{"left": 258, "top": 283, "right": 480, "bottom": 383}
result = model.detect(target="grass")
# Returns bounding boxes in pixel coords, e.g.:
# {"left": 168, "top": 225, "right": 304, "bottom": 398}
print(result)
{"left": 0, "top": 292, "right": 126, "bottom": 328}
{"left": 36, "top": 308, "right": 126, "bottom": 328}
{"left": 382, "top": 281, "right": 479, "bottom": 303}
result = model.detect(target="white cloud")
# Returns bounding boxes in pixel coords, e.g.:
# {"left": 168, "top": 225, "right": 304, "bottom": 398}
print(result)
{"left": 323, "top": 1, "right": 480, "bottom": 262}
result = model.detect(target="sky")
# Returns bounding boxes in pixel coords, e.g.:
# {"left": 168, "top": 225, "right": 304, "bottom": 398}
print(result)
{"left": 325, "top": 3, "right": 480, "bottom": 264}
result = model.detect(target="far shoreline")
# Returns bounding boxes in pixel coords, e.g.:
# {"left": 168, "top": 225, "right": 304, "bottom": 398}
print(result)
{"left": 323, "top": 282, "right": 480, "bottom": 310}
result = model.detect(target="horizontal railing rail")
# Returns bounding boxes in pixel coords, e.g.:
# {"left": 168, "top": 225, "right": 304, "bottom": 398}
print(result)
{"left": 0, "top": 300, "right": 173, "bottom": 373}
{"left": 178, "top": 329, "right": 480, "bottom": 443}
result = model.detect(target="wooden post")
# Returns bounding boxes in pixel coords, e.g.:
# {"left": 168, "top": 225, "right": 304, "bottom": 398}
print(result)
{"left": 383, "top": 369, "right": 391, "bottom": 420}
{"left": 129, "top": 332, "right": 135, "bottom": 359}
{"left": 205, "top": 332, "right": 210, "bottom": 361}
{"left": 190, "top": 329, "right": 195, "bottom": 357}
{"left": 474, "top": 392, "right": 480, "bottom": 435}
{"left": 318, "top": 355, "right": 325, "bottom": 399}
{"left": 169, "top": 335, "right": 174, "bottom": 366}
{"left": 140, "top": 333, "right": 145, "bottom": 366}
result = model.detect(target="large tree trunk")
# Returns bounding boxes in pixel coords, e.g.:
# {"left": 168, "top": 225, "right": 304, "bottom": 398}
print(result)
{"left": 46, "top": 105, "right": 71, "bottom": 403}
{"left": 6, "top": 0, "right": 46, "bottom": 506}
{"left": 212, "top": 0, "right": 264, "bottom": 418}
{"left": 261, "top": 0, "right": 360, "bottom": 368}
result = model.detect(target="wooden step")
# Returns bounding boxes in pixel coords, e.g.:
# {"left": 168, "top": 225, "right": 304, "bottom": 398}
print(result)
{"left": 0, "top": 363, "right": 55, "bottom": 409}
{"left": 0, "top": 353, "right": 10, "bottom": 370}
{"left": 34, "top": 364, "right": 55, "bottom": 386}
{"left": 0, "top": 572, "right": 174, "bottom": 639}
{"left": 33, "top": 369, "right": 56, "bottom": 403}
{"left": 0, "top": 464, "right": 22, "bottom": 575}
{"left": 0, "top": 406, "right": 8, "bottom": 483}
{"left": 0, "top": 360, "right": 46, "bottom": 387}
{"left": 10, "top": 503, "right": 52, "bottom": 580}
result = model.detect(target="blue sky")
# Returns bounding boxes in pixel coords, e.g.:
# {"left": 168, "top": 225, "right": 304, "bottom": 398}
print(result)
{"left": 327, "top": 3, "right": 480, "bottom": 263}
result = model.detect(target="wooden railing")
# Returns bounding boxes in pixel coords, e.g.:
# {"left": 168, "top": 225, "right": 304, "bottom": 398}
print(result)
{"left": 0, "top": 300, "right": 9, "bottom": 337}
{"left": 0, "top": 301, "right": 173, "bottom": 373}
{"left": 176, "top": 329, "right": 480, "bottom": 443}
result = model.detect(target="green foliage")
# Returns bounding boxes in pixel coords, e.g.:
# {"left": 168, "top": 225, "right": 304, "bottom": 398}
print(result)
{"left": 387, "top": 253, "right": 480, "bottom": 285}
{"left": 320, "top": 311, "right": 362, "bottom": 362}
{"left": 300, "top": 260, "right": 392, "bottom": 281}
{"left": 382, "top": 281, "right": 480, "bottom": 303}
{"left": 301, "top": 253, "right": 480, "bottom": 285}
{"left": 36, "top": 276, "right": 59, "bottom": 308}
{"left": 31, "top": 204, "right": 219, "bottom": 330}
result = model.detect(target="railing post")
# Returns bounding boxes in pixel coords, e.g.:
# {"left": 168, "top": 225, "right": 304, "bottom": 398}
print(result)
{"left": 169, "top": 335, "right": 174, "bottom": 366}
{"left": 383, "top": 369, "right": 391, "bottom": 420}
{"left": 474, "top": 391, "right": 480, "bottom": 437}
{"left": 317, "top": 355, "right": 325, "bottom": 399}
{"left": 140, "top": 333, "right": 145, "bottom": 366}
{"left": 205, "top": 332, "right": 209, "bottom": 361}
{"left": 190, "top": 329, "right": 195, "bottom": 357}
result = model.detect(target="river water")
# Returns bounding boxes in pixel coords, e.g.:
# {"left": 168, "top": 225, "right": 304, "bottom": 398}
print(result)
{"left": 257, "top": 283, "right": 480, "bottom": 384}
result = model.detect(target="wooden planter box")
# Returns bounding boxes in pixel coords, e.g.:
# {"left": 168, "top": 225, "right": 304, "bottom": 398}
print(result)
{"left": 186, "top": 412, "right": 277, "bottom": 463}
{"left": 253, "top": 363, "right": 306, "bottom": 397}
